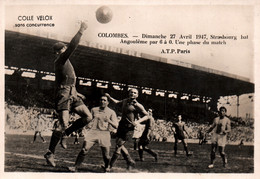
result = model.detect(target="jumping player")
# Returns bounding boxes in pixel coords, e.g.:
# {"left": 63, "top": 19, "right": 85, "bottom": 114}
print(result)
{"left": 137, "top": 108, "right": 158, "bottom": 162}
{"left": 207, "top": 106, "right": 231, "bottom": 168}
{"left": 105, "top": 88, "right": 149, "bottom": 170}
{"left": 44, "top": 21, "right": 93, "bottom": 167}
{"left": 172, "top": 115, "right": 192, "bottom": 157}
{"left": 68, "top": 95, "right": 118, "bottom": 172}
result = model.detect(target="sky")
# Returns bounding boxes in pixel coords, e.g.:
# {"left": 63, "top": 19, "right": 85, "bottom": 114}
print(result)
{"left": 3, "top": 2, "right": 256, "bottom": 118}
{"left": 217, "top": 93, "right": 254, "bottom": 118}
{"left": 5, "top": 4, "right": 254, "bottom": 82}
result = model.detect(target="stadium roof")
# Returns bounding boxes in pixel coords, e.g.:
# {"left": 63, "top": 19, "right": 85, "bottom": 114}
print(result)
{"left": 5, "top": 30, "right": 254, "bottom": 97}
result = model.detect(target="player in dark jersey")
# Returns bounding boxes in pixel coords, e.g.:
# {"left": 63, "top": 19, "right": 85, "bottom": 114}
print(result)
{"left": 105, "top": 88, "right": 149, "bottom": 170}
{"left": 198, "top": 127, "right": 207, "bottom": 145}
{"left": 44, "top": 21, "right": 93, "bottom": 167}
{"left": 172, "top": 115, "right": 192, "bottom": 157}
{"left": 137, "top": 108, "right": 158, "bottom": 162}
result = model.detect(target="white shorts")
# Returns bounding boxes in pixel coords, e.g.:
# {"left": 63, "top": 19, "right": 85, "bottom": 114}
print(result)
{"left": 211, "top": 133, "right": 227, "bottom": 147}
{"left": 83, "top": 129, "right": 111, "bottom": 148}
{"left": 132, "top": 124, "right": 145, "bottom": 139}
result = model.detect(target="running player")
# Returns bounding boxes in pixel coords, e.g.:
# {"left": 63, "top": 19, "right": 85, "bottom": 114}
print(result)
{"left": 68, "top": 95, "right": 118, "bottom": 172}
{"left": 172, "top": 115, "right": 192, "bottom": 157}
{"left": 207, "top": 106, "right": 231, "bottom": 168}
{"left": 137, "top": 108, "right": 158, "bottom": 162}
{"left": 44, "top": 21, "right": 93, "bottom": 167}
{"left": 105, "top": 88, "right": 149, "bottom": 170}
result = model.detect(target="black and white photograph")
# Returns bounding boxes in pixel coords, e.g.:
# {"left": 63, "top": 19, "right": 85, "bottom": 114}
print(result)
{"left": 1, "top": 0, "right": 259, "bottom": 178}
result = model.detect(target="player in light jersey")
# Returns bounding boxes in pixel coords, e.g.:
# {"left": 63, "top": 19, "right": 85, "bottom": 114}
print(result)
{"left": 207, "top": 106, "right": 231, "bottom": 168}
{"left": 32, "top": 113, "right": 46, "bottom": 143}
{"left": 68, "top": 95, "right": 118, "bottom": 172}
{"left": 132, "top": 114, "right": 145, "bottom": 150}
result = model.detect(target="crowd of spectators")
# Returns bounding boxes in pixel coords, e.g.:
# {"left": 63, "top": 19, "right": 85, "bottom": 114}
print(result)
{"left": 150, "top": 118, "right": 254, "bottom": 144}
{"left": 5, "top": 102, "right": 254, "bottom": 144}
{"left": 5, "top": 103, "right": 55, "bottom": 134}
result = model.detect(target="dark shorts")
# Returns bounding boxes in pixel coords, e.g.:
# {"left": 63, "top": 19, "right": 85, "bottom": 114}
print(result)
{"left": 174, "top": 133, "right": 185, "bottom": 141}
{"left": 116, "top": 123, "right": 134, "bottom": 141}
{"left": 139, "top": 136, "right": 150, "bottom": 146}
{"left": 55, "top": 85, "right": 84, "bottom": 111}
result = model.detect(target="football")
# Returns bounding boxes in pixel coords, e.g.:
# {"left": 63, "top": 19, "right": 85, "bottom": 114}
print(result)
{"left": 96, "top": 6, "right": 113, "bottom": 24}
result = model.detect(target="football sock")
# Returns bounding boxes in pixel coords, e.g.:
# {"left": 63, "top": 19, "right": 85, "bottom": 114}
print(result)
{"left": 110, "top": 153, "right": 120, "bottom": 168}
{"left": 75, "top": 150, "right": 86, "bottom": 167}
{"left": 174, "top": 144, "right": 177, "bottom": 155}
{"left": 138, "top": 149, "right": 143, "bottom": 159}
{"left": 65, "top": 118, "right": 88, "bottom": 136}
{"left": 48, "top": 130, "right": 62, "bottom": 154}
{"left": 144, "top": 148, "right": 157, "bottom": 157}
{"left": 33, "top": 133, "right": 37, "bottom": 142}
{"left": 184, "top": 145, "right": 189, "bottom": 155}
{"left": 103, "top": 157, "right": 110, "bottom": 169}
{"left": 210, "top": 152, "right": 216, "bottom": 164}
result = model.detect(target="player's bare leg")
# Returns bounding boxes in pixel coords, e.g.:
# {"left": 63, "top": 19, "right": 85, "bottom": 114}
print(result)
{"left": 58, "top": 110, "right": 70, "bottom": 149}
{"left": 101, "top": 147, "right": 111, "bottom": 172}
{"left": 39, "top": 132, "right": 46, "bottom": 143}
{"left": 182, "top": 139, "right": 192, "bottom": 156}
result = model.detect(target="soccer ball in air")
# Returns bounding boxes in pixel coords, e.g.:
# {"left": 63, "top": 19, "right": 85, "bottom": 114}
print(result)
{"left": 96, "top": 6, "right": 113, "bottom": 24}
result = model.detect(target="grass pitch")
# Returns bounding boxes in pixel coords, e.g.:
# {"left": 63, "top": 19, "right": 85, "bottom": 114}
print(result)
{"left": 4, "top": 134, "right": 254, "bottom": 173}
